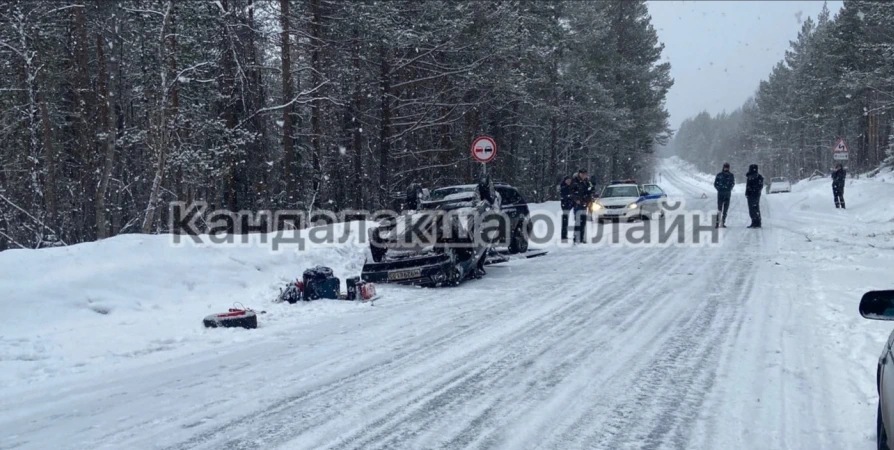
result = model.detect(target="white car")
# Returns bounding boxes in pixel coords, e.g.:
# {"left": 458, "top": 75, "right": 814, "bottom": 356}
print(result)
{"left": 590, "top": 182, "right": 667, "bottom": 223}
{"left": 768, "top": 177, "right": 792, "bottom": 194}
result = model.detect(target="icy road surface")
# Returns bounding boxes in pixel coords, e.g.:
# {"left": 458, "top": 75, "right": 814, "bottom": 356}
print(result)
{"left": 3, "top": 159, "right": 894, "bottom": 450}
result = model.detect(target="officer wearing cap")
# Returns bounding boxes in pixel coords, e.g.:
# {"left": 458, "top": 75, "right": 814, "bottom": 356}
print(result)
{"left": 570, "top": 169, "right": 595, "bottom": 243}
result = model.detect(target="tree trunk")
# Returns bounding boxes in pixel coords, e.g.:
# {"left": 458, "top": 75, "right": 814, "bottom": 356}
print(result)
{"left": 247, "top": 0, "right": 267, "bottom": 207}
{"left": 378, "top": 44, "right": 391, "bottom": 207}
{"left": 507, "top": 103, "right": 518, "bottom": 182}
{"left": 310, "top": 0, "right": 323, "bottom": 205}
{"left": 111, "top": 14, "right": 126, "bottom": 235}
{"left": 350, "top": 25, "right": 364, "bottom": 209}
{"left": 95, "top": 29, "right": 117, "bottom": 239}
{"left": 550, "top": 115, "right": 558, "bottom": 193}
{"left": 279, "top": 0, "right": 296, "bottom": 206}
{"left": 40, "top": 101, "right": 56, "bottom": 227}
{"left": 72, "top": 3, "right": 95, "bottom": 241}
{"left": 220, "top": 0, "right": 238, "bottom": 211}
{"left": 141, "top": 1, "right": 174, "bottom": 234}
{"left": 20, "top": 17, "right": 44, "bottom": 238}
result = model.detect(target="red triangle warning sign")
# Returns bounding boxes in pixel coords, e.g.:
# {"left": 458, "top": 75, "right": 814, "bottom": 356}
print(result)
{"left": 701, "top": 193, "right": 707, "bottom": 199}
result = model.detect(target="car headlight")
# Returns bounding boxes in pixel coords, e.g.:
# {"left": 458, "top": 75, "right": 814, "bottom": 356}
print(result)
{"left": 589, "top": 203, "right": 602, "bottom": 212}
{"left": 628, "top": 203, "right": 638, "bottom": 209}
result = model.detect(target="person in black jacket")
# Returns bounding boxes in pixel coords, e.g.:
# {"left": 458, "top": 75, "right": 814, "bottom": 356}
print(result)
{"left": 713, "top": 163, "right": 734, "bottom": 228}
{"left": 745, "top": 164, "right": 764, "bottom": 228}
{"left": 832, "top": 164, "right": 846, "bottom": 209}
{"left": 570, "top": 169, "right": 595, "bottom": 243}
{"left": 559, "top": 176, "right": 574, "bottom": 241}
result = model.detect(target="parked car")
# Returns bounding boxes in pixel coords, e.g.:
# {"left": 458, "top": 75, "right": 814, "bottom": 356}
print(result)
{"left": 768, "top": 176, "right": 792, "bottom": 194}
{"left": 859, "top": 290, "right": 894, "bottom": 450}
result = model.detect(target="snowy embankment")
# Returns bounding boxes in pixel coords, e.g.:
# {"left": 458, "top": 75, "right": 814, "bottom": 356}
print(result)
{"left": 0, "top": 223, "right": 377, "bottom": 388}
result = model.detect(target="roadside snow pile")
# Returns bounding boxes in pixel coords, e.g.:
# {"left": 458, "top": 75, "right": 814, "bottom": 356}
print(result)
{"left": 0, "top": 222, "right": 376, "bottom": 388}
{"left": 767, "top": 173, "right": 894, "bottom": 254}
{"left": 864, "top": 157, "right": 894, "bottom": 180}
{"left": 784, "top": 172, "right": 894, "bottom": 224}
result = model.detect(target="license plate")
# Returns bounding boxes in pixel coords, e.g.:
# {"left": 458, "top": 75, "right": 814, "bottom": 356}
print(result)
{"left": 388, "top": 268, "right": 421, "bottom": 281}
{"left": 604, "top": 209, "right": 624, "bottom": 215}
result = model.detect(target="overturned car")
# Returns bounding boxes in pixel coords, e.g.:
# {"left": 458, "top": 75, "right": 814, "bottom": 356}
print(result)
{"left": 361, "top": 178, "right": 516, "bottom": 287}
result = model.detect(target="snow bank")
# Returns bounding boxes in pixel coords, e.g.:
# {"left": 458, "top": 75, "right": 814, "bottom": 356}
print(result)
{"left": 0, "top": 222, "right": 377, "bottom": 388}
{"left": 787, "top": 174, "right": 894, "bottom": 224}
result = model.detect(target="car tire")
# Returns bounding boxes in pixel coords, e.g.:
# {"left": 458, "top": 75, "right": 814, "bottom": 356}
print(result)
{"left": 880, "top": 403, "right": 891, "bottom": 450}
{"left": 446, "top": 263, "right": 463, "bottom": 286}
{"left": 508, "top": 223, "right": 528, "bottom": 254}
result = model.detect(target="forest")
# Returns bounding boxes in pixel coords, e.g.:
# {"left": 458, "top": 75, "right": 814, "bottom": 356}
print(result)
{"left": 0, "top": 0, "right": 672, "bottom": 249}
{"left": 671, "top": 1, "right": 894, "bottom": 180}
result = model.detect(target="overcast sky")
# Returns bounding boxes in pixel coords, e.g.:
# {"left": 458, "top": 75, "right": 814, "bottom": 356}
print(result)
{"left": 647, "top": 0, "right": 842, "bottom": 130}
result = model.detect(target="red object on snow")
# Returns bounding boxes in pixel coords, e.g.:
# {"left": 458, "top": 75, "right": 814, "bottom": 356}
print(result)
{"left": 359, "top": 283, "right": 376, "bottom": 301}
{"left": 295, "top": 280, "right": 304, "bottom": 292}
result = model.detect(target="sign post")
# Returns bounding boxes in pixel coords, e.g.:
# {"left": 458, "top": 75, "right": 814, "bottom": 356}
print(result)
{"left": 832, "top": 138, "right": 849, "bottom": 161}
{"left": 471, "top": 136, "right": 497, "bottom": 176}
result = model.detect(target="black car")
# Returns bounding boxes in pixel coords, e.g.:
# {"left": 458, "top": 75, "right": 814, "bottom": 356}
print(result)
{"left": 494, "top": 183, "right": 531, "bottom": 254}
{"left": 859, "top": 290, "right": 894, "bottom": 450}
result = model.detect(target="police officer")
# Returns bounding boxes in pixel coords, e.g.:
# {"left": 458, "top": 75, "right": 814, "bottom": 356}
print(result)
{"left": 832, "top": 163, "right": 846, "bottom": 209}
{"left": 745, "top": 164, "right": 764, "bottom": 228}
{"left": 406, "top": 182, "right": 423, "bottom": 210}
{"left": 713, "top": 163, "right": 734, "bottom": 228}
{"left": 559, "top": 176, "right": 574, "bottom": 242}
{"left": 571, "top": 169, "right": 595, "bottom": 243}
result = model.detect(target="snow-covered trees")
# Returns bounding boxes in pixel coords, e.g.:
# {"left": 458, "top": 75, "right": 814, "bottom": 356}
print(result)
{"left": 672, "top": 0, "right": 894, "bottom": 179}
{"left": 0, "top": 0, "right": 672, "bottom": 249}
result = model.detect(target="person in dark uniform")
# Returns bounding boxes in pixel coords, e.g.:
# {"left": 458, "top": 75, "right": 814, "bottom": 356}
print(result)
{"left": 832, "top": 163, "right": 846, "bottom": 209}
{"left": 406, "top": 183, "right": 423, "bottom": 210}
{"left": 745, "top": 164, "right": 764, "bottom": 228}
{"left": 713, "top": 163, "right": 734, "bottom": 228}
{"left": 559, "top": 176, "right": 574, "bottom": 242}
{"left": 571, "top": 169, "right": 595, "bottom": 243}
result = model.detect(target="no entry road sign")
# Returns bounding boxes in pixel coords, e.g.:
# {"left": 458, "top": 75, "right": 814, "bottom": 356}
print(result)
{"left": 471, "top": 136, "right": 497, "bottom": 163}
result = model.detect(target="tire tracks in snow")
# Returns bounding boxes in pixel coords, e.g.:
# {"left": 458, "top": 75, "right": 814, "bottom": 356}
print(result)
{"left": 163, "top": 247, "right": 657, "bottom": 450}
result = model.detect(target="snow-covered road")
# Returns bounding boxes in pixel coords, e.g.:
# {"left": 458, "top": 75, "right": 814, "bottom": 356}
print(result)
{"left": 3, "top": 160, "right": 894, "bottom": 450}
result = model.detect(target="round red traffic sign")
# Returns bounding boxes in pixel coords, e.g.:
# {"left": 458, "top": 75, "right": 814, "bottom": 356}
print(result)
{"left": 471, "top": 136, "right": 497, "bottom": 163}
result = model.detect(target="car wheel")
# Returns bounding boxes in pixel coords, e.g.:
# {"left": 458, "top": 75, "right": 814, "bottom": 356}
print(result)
{"left": 879, "top": 403, "right": 891, "bottom": 450}
{"left": 508, "top": 224, "right": 528, "bottom": 254}
{"left": 447, "top": 263, "right": 463, "bottom": 286}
